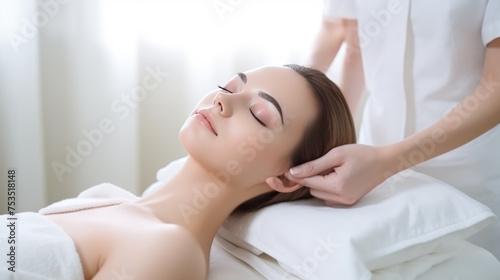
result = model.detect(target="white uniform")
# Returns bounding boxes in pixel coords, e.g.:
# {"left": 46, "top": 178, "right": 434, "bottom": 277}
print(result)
{"left": 324, "top": 0, "right": 500, "bottom": 259}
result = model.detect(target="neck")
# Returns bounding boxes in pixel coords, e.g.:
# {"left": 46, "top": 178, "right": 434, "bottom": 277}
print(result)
{"left": 137, "top": 157, "right": 269, "bottom": 256}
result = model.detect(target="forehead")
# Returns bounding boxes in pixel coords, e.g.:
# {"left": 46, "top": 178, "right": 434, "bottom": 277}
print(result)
{"left": 243, "top": 66, "right": 318, "bottom": 128}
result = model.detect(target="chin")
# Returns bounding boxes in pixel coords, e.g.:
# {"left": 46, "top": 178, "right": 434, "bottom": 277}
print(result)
{"left": 179, "top": 119, "right": 200, "bottom": 157}
{"left": 179, "top": 122, "right": 225, "bottom": 172}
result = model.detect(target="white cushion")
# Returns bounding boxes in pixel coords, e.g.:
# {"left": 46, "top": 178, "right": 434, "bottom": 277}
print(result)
{"left": 217, "top": 171, "right": 496, "bottom": 279}
{"left": 143, "top": 159, "right": 496, "bottom": 279}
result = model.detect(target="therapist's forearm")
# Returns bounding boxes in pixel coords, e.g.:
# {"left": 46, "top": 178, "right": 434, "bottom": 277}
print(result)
{"left": 338, "top": 19, "right": 365, "bottom": 117}
{"left": 384, "top": 39, "right": 500, "bottom": 176}
{"left": 306, "top": 18, "right": 345, "bottom": 73}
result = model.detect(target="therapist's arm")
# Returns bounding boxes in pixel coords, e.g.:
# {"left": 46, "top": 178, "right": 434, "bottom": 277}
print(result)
{"left": 286, "top": 38, "right": 500, "bottom": 206}
{"left": 305, "top": 17, "right": 346, "bottom": 73}
{"left": 306, "top": 18, "right": 365, "bottom": 117}
{"left": 386, "top": 38, "right": 500, "bottom": 177}
{"left": 338, "top": 19, "right": 365, "bottom": 117}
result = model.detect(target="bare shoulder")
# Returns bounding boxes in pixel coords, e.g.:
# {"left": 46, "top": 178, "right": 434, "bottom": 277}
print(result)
{"left": 93, "top": 224, "right": 207, "bottom": 280}
{"left": 151, "top": 225, "right": 207, "bottom": 279}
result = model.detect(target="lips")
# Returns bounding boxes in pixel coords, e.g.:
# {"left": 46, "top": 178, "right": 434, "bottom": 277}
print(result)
{"left": 196, "top": 109, "right": 218, "bottom": 136}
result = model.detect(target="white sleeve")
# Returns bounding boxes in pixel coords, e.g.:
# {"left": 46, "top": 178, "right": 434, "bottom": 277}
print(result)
{"left": 323, "top": 0, "right": 357, "bottom": 19}
{"left": 482, "top": 0, "right": 500, "bottom": 45}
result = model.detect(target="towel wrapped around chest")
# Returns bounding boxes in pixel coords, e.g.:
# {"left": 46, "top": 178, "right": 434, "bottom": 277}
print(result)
{"left": 0, "top": 212, "right": 84, "bottom": 280}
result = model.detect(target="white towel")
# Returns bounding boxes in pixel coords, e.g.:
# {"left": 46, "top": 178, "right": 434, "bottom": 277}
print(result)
{"left": 0, "top": 212, "right": 84, "bottom": 280}
{"left": 0, "top": 183, "right": 138, "bottom": 279}
{"left": 40, "top": 183, "right": 139, "bottom": 215}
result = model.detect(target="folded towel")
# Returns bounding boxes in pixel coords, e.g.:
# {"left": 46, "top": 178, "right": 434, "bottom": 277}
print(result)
{"left": 0, "top": 212, "right": 84, "bottom": 280}
{"left": 40, "top": 183, "right": 139, "bottom": 215}
{"left": 0, "top": 183, "right": 138, "bottom": 279}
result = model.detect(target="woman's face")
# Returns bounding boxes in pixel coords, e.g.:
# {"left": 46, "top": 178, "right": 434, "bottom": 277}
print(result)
{"left": 180, "top": 66, "right": 318, "bottom": 187}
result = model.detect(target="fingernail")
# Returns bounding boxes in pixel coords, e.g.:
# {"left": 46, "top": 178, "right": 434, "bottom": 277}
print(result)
{"left": 289, "top": 167, "right": 300, "bottom": 175}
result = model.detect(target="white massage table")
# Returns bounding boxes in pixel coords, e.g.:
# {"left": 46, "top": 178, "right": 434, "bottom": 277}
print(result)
{"left": 208, "top": 239, "right": 500, "bottom": 280}
{"left": 150, "top": 159, "right": 500, "bottom": 279}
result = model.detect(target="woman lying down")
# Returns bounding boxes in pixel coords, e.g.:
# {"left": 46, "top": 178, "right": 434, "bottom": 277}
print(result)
{"left": 0, "top": 64, "right": 356, "bottom": 280}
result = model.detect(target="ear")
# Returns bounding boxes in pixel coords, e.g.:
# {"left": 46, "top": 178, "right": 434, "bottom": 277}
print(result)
{"left": 265, "top": 174, "right": 302, "bottom": 193}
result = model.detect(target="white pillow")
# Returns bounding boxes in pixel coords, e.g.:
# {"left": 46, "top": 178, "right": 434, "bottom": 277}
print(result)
{"left": 217, "top": 171, "right": 496, "bottom": 279}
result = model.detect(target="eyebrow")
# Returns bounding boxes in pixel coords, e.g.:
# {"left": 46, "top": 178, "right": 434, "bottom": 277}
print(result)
{"left": 259, "top": 91, "right": 284, "bottom": 125}
{"left": 237, "top": 72, "right": 284, "bottom": 125}
{"left": 237, "top": 72, "right": 247, "bottom": 83}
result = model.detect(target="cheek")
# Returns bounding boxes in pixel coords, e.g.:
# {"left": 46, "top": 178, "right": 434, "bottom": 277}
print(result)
{"left": 192, "top": 91, "right": 217, "bottom": 112}
{"left": 233, "top": 130, "right": 293, "bottom": 175}
{"left": 179, "top": 116, "right": 263, "bottom": 173}
{"left": 180, "top": 113, "right": 297, "bottom": 184}
{"left": 232, "top": 143, "right": 290, "bottom": 187}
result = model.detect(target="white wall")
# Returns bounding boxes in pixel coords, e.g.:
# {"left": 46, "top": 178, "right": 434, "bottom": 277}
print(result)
{"left": 0, "top": 1, "right": 46, "bottom": 213}
{"left": 0, "top": 0, "right": 325, "bottom": 213}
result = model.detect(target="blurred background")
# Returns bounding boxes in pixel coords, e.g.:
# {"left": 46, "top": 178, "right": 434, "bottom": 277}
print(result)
{"left": 0, "top": 0, "right": 348, "bottom": 213}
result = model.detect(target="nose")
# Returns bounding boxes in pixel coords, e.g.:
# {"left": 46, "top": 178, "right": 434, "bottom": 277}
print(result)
{"left": 213, "top": 92, "right": 233, "bottom": 117}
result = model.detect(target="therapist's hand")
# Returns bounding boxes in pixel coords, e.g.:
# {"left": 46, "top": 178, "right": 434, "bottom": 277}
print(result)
{"left": 285, "top": 144, "right": 395, "bottom": 206}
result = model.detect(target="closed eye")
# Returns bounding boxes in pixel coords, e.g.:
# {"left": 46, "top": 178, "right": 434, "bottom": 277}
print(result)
{"left": 218, "top": 85, "right": 233, "bottom": 94}
{"left": 250, "top": 109, "right": 267, "bottom": 127}
{"left": 218, "top": 85, "right": 266, "bottom": 127}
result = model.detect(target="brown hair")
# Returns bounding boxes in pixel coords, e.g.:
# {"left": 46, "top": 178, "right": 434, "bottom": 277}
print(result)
{"left": 232, "top": 64, "right": 357, "bottom": 214}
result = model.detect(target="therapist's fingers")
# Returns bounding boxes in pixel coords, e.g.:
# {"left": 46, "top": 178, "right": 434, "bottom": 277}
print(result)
{"left": 309, "top": 189, "right": 347, "bottom": 206}
{"left": 287, "top": 143, "right": 392, "bottom": 206}
{"left": 285, "top": 170, "right": 340, "bottom": 193}
{"left": 298, "top": 172, "right": 365, "bottom": 206}
{"left": 288, "top": 147, "right": 345, "bottom": 179}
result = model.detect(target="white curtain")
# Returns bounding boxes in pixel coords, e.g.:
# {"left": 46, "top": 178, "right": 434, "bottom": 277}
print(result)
{"left": 0, "top": 0, "right": 324, "bottom": 213}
